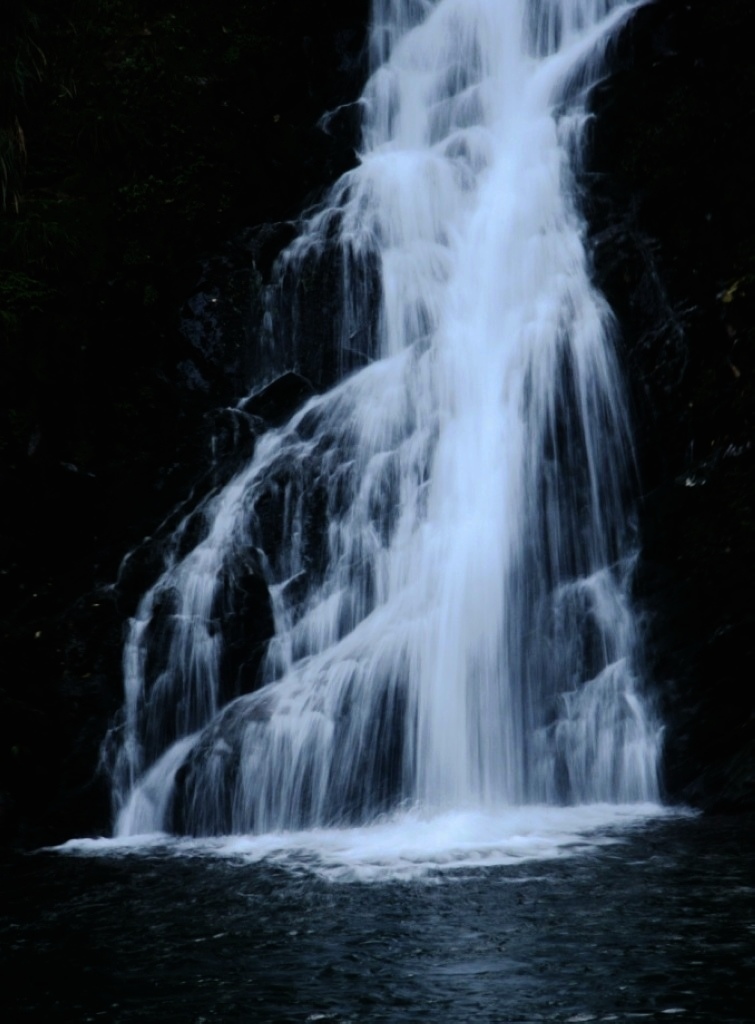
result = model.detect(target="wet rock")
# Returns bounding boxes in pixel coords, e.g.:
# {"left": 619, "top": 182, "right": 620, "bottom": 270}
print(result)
{"left": 212, "top": 553, "right": 275, "bottom": 704}
{"left": 239, "top": 372, "right": 317, "bottom": 426}
{"left": 588, "top": 0, "right": 755, "bottom": 811}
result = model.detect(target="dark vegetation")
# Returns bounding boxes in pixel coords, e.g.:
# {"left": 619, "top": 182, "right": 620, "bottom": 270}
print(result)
{"left": 0, "top": 0, "right": 753, "bottom": 846}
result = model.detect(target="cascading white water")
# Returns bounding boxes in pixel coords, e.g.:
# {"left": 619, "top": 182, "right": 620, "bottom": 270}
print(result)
{"left": 110, "top": 0, "right": 661, "bottom": 840}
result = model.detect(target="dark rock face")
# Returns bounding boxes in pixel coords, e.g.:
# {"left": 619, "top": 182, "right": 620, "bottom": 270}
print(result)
{"left": 240, "top": 373, "right": 317, "bottom": 427}
{"left": 0, "top": 587, "right": 124, "bottom": 846}
{"left": 587, "top": 0, "right": 755, "bottom": 811}
{"left": 212, "top": 552, "right": 275, "bottom": 706}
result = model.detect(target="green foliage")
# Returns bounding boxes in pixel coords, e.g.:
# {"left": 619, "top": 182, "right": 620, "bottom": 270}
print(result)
{"left": 1, "top": 0, "right": 347, "bottom": 297}
{"left": 0, "top": 0, "right": 364, "bottom": 505}
{"left": 0, "top": 2, "right": 44, "bottom": 213}
{"left": 0, "top": 121, "right": 27, "bottom": 214}
{"left": 0, "top": 270, "right": 54, "bottom": 327}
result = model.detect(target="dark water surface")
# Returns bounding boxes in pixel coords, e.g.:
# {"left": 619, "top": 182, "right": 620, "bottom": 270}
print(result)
{"left": 2, "top": 815, "right": 753, "bottom": 1023}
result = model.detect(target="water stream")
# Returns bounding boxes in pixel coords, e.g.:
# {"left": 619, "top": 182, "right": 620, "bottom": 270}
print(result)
{"left": 108, "top": 0, "right": 661, "bottom": 850}
{"left": 8, "top": 814, "right": 754, "bottom": 1022}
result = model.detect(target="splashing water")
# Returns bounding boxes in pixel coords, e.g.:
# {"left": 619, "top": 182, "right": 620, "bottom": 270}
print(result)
{"left": 108, "top": 0, "right": 661, "bottom": 845}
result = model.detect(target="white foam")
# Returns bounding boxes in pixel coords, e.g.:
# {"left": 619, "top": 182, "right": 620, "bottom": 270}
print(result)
{"left": 57, "top": 802, "right": 675, "bottom": 883}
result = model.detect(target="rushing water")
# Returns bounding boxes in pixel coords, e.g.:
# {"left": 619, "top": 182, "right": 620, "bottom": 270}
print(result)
{"left": 5, "top": 815, "right": 754, "bottom": 1022}
{"left": 107, "top": 0, "right": 661, "bottom": 844}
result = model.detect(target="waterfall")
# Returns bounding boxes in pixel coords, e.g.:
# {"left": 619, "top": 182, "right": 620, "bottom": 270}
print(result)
{"left": 109, "top": 0, "right": 661, "bottom": 839}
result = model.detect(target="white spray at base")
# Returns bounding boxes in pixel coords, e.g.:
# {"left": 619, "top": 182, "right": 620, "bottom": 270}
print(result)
{"left": 109, "top": 0, "right": 662, "bottom": 847}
